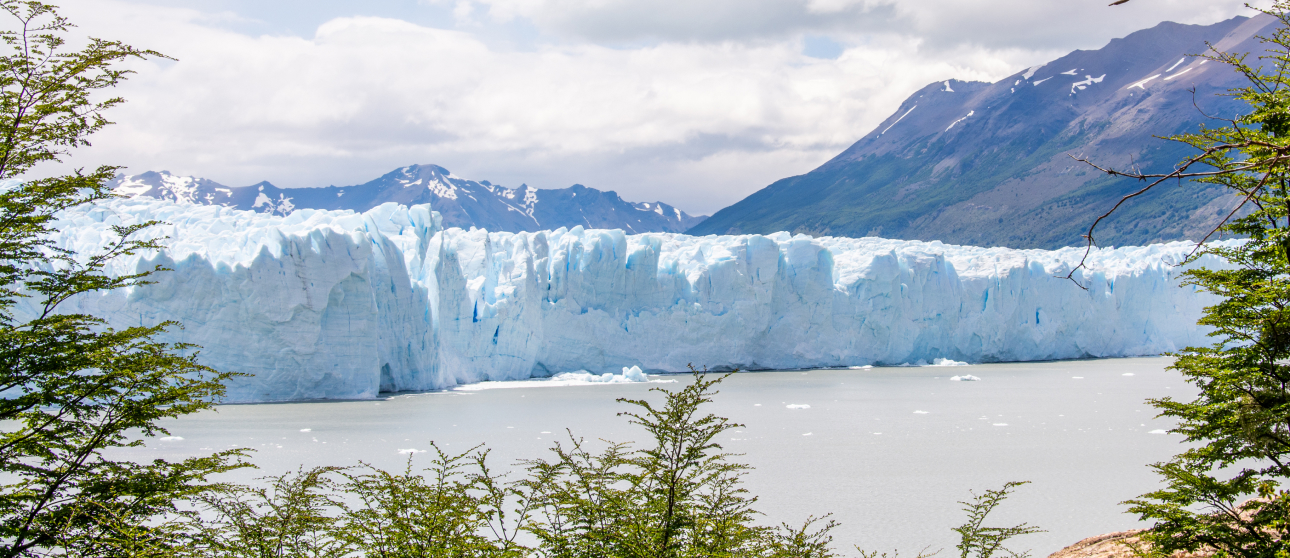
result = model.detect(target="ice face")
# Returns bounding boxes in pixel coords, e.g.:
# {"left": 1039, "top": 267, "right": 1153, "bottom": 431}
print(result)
{"left": 43, "top": 198, "right": 1222, "bottom": 402}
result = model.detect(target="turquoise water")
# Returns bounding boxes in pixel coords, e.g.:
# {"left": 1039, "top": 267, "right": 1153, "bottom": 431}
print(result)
{"left": 125, "top": 357, "right": 1192, "bottom": 556}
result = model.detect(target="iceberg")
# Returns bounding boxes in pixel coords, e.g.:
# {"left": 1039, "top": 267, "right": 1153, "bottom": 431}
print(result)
{"left": 42, "top": 198, "right": 1221, "bottom": 402}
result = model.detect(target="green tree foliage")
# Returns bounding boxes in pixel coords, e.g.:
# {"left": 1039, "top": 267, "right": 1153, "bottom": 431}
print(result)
{"left": 189, "top": 467, "right": 348, "bottom": 558}
{"left": 1073, "top": 3, "right": 1290, "bottom": 557}
{"left": 334, "top": 445, "right": 529, "bottom": 558}
{"left": 0, "top": 2, "right": 245, "bottom": 555}
{"left": 183, "top": 371, "right": 1039, "bottom": 558}
{"left": 521, "top": 371, "right": 772, "bottom": 557}
{"left": 952, "top": 482, "right": 1043, "bottom": 558}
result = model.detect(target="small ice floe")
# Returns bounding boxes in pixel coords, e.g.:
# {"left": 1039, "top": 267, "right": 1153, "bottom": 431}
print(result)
{"left": 913, "top": 410, "right": 929, "bottom": 414}
{"left": 553, "top": 365, "right": 649, "bottom": 384}
{"left": 1122, "top": 373, "right": 1135, "bottom": 377}
{"left": 299, "top": 428, "right": 312, "bottom": 432}
{"left": 949, "top": 375, "right": 981, "bottom": 382}
{"left": 847, "top": 365, "right": 873, "bottom": 369}
{"left": 786, "top": 404, "right": 811, "bottom": 409}
{"left": 803, "top": 432, "right": 813, "bottom": 436}
{"left": 158, "top": 436, "right": 184, "bottom": 442}
{"left": 902, "top": 358, "right": 970, "bottom": 367}
{"left": 993, "top": 423, "right": 1008, "bottom": 427}
{"left": 1072, "top": 376, "right": 1085, "bottom": 380}
{"left": 453, "top": 365, "right": 661, "bottom": 390}
{"left": 1148, "top": 429, "right": 1168, "bottom": 435}
{"left": 398, "top": 448, "right": 426, "bottom": 454}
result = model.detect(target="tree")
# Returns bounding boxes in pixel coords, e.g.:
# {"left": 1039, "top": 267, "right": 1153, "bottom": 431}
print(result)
{"left": 1069, "top": 2, "right": 1290, "bottom": 557}
{"left": 952, "top": 482, "right": 1043, "bottom": 558}
{"left": 0, "top": 2, "right": 245, "bottom": 555}
{"left": 517, "top": 368, "right": 854, "bottom": 558}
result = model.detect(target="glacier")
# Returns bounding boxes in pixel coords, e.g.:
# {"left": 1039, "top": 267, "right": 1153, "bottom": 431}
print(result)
{"left": 42, "top": 198, "right": 1221, "bottom": 403}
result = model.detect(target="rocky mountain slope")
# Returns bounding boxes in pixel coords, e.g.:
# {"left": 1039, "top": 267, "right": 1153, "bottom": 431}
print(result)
{"left": 111, "top": 164, "right": 706, "bottom": 234}
{"left": 690, "top": 14, "right": 1274, "bottom": 249}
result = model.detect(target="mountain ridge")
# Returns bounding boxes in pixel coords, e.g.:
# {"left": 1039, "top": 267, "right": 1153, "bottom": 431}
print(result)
{"left": 111, "top": 164, "right": 706, "bottom": 234}
{"left": 689, "top": 14, "right": 1271, "bottom": 249}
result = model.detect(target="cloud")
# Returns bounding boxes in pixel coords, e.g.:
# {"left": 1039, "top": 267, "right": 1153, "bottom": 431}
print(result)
{"left": 476, "top": 0, "right": 904, "bottom": 44}
{"left": 471, "top": 0, "right": 1257, "bottom": 51}
{"left": 46, "top": 0, "right": 1264, "bottom": 214}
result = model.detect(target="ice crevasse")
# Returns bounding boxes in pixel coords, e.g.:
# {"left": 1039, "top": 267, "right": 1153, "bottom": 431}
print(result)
{"left": 44, "top": 198, "right": 1220, "bottom": 402}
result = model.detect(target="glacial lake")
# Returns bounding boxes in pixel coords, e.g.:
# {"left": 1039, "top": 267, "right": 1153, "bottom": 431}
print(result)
{"left": 125, "top": 357, "right": 1194, "bottom": 556}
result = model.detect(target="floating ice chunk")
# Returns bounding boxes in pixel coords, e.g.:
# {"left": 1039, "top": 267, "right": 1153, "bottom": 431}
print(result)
{"left": 1072, "top": 377, "right": 1085, "bottom": 380}
{"left": 454, "top": 369, "right": 660, "bottom": 390}
{"left": 621, "top": 365, "right": 647, "bottom": 382}
{"left": 1122, "top": 373, "right": 1135, "bottom": 376}
{"left": 398, "top": 448, "right": 426, "bottom": 454}
{"left": 158, "top": 436, "right": 184, "bottom": 441}
{"left": 847, "top": 365, "right": 874, "bottom": 370}
{"left": 786, "top": 404, "right": 811, "bottom": 409}
{"left": 913, "top": 410, "right": 929, "bottom": 414}
{"left": 949, "top": 375, "right": 981, "bottom": 381}
{"left": 803, "top": 432, "right": 813, "bottom": 436}
{"left": 553, "top": 369, "right": 650, "bottom": 384}
{"left": 900, "top": 359, "right": 967, "bottom": 367}
{"left": 1148, "top": 429, "right": 1168, "bottom": 434}
{"left": 931, "top": 358, "right": 969, "bottom": 367}
{"left": 299, "top": 428, "right": 312, "bottom": 432}
{"left": 993, "top": 423, "right": 1008, "bottom": 427}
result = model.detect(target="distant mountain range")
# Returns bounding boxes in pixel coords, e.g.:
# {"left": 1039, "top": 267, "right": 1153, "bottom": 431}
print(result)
{"left": 110, "top": 164, "right": 707, "bottom": 234}
{"left": 690, "top": 14, "right": 1273, "bottom": 249}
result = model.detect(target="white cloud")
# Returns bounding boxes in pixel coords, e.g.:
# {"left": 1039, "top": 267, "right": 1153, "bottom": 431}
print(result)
{"left": 469, "top": 0, "right": 1257, "bottom": 50}
{"left": 44, "top": 0, "right": 1263, "bottom": 214}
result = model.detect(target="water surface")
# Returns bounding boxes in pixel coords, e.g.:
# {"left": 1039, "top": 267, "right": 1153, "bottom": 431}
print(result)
{"left": 128, "top": 357, "right": 1193, "bottom": 556}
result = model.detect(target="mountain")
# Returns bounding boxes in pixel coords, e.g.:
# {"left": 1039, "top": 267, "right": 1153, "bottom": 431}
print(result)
{"left": 110, "top": 164, "right": 707, "bottom": 234}
{"left": 689, "top": 14, "right": 1274, "bottom": 249}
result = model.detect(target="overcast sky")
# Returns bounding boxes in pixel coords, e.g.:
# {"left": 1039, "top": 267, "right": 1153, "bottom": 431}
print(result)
{"left": 51, "top": 0, "right": 1263, "bottom": 214}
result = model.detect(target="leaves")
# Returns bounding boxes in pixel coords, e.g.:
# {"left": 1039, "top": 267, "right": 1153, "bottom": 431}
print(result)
{"left": 952, "top": 482, "right": 1043, "bottom": 558}
{"left": 520, "top": 368, "right": 775, "bottom": 558}
{"left": 1079, "top": 2, "right": 1290, "bottom": 557}
{"left": 0, "top": 2, "right": 246, "bottom": 556}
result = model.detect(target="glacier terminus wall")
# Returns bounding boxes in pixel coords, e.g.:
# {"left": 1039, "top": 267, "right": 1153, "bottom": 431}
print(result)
{"left": 44, "top": 199, "right": 1220, "bottom": 402}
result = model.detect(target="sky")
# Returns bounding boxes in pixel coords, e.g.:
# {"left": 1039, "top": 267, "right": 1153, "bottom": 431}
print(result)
{"left": 49, "top": 0, "right": 1264, "bottom": 215}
